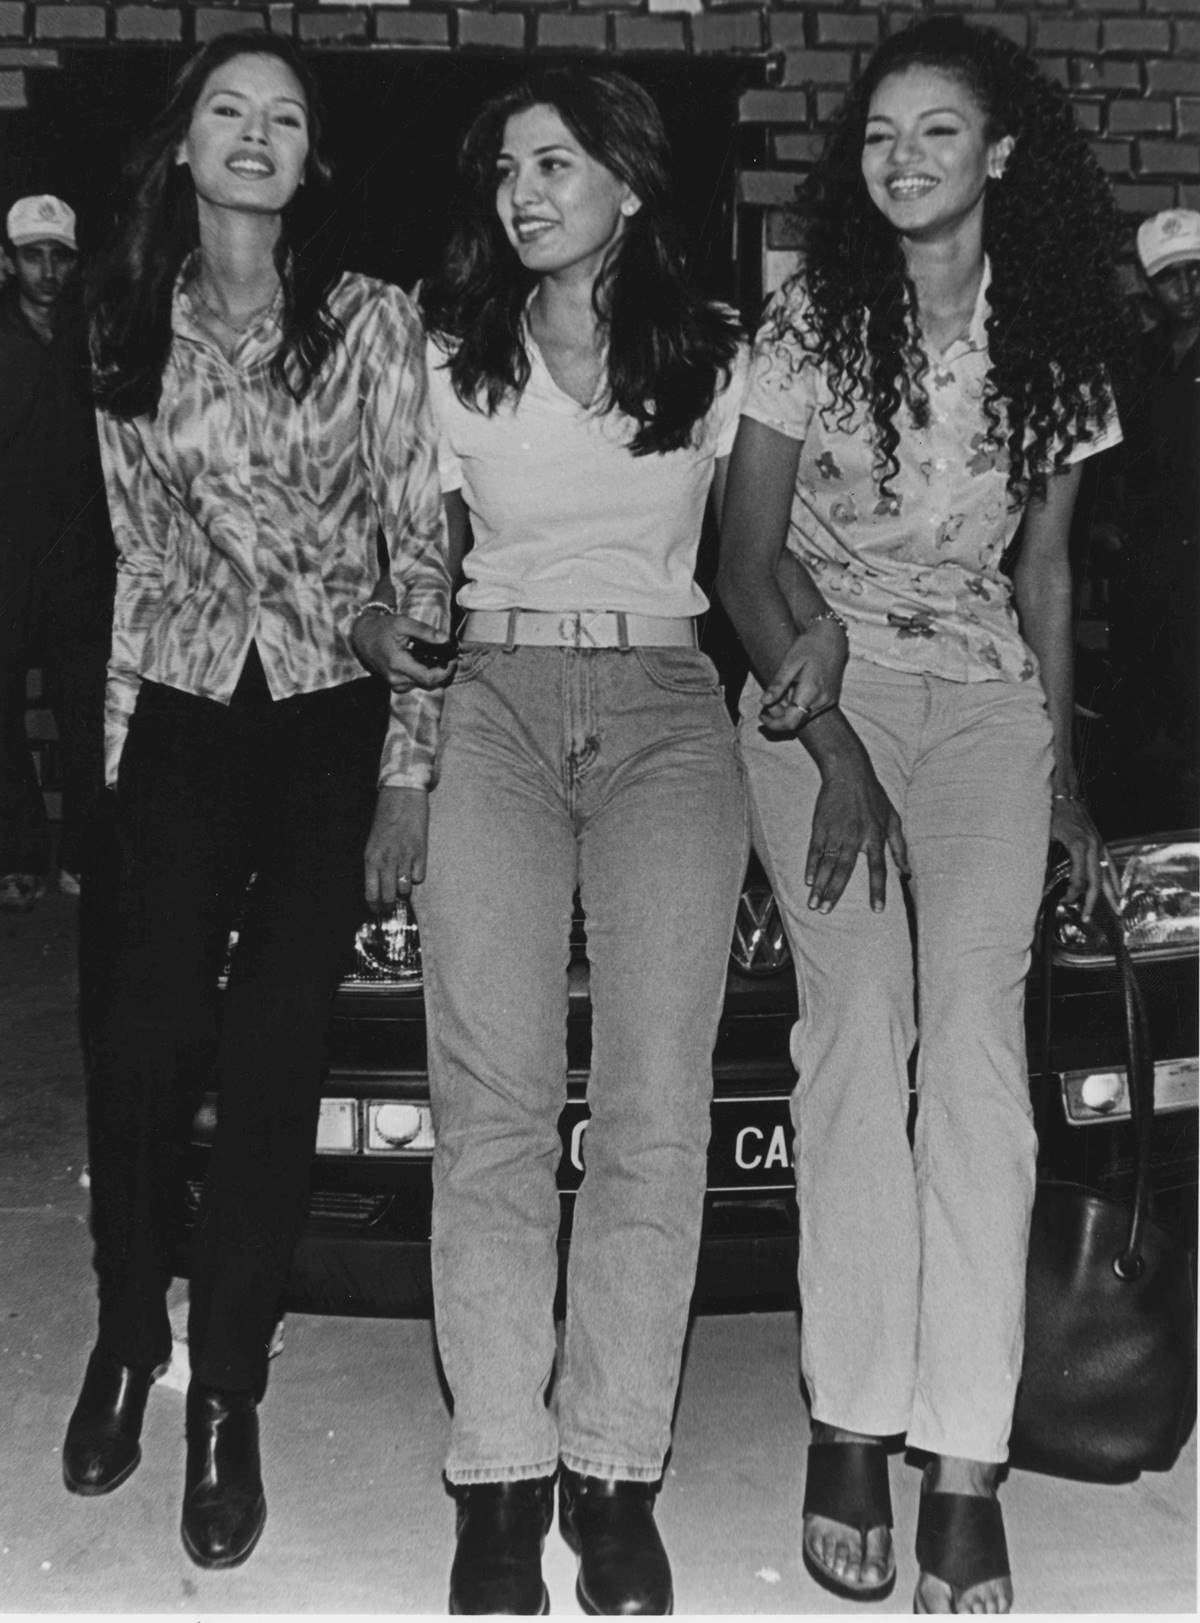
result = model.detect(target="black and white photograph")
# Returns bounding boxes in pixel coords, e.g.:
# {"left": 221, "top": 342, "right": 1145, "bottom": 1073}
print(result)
{"left": 0, "top": 0, "right": 1195, "bottom": 1614}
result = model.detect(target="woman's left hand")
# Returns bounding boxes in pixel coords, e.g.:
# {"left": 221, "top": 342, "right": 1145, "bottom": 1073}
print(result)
{"left": 1051, "top": 795, "right": 1117, "bottom": 922}
{"left": 364, "top": 786, "right": 429, "bottom": 912}
{"left": 759, "top": 620, "right": 848, "bottom": 735}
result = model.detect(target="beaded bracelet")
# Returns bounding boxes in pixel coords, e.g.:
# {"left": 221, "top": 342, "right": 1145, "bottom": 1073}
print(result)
{"left": 806, "top": 607, "right": 849, "bottom": 635}
{"left": 351, "top": 600, "right": 396, "bottom": 625}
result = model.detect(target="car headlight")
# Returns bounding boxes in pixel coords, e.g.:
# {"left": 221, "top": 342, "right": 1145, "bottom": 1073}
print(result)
{"left": 350, "top": 899, "right": 422, "bottom": 984}
{"left": 1051, "top": 836, "right": 1199, "bottom": 966}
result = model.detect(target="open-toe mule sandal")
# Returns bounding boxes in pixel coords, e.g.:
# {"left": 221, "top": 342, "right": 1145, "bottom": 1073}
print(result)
{"left": 801, "top": 1440, "right": 897, "bottom": 1603}
{"left": 914, "top": 1491, "right": 1010, "bottom": 1613}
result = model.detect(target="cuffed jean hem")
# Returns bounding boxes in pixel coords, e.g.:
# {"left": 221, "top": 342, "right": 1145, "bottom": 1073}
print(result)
{"left": 905, "top": 1426, "right": 1011, "bottom": 1468}
{"left": 559, "top": 1454, "right": 664, "bottom": 1484}
{"left": 811, "top": 1409, "right": 913, "bottom": 1442}
{"left": 446, "top": 1460, "right": 560, "bottom": 1488}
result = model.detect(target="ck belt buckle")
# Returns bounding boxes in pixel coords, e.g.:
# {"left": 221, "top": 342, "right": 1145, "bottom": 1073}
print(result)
{"left": 557, "top": 610, "right": 615, "bottom": 649}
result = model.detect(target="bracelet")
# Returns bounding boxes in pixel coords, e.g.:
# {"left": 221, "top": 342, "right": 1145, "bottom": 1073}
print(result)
{"left": 351, "top": 600, "right": 396, "bottom": 626}
{"left": 805, "top": 607, "right": 849, "bottom": 636}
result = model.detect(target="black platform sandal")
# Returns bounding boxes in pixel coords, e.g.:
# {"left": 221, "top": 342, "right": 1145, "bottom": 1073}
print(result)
{"left": 801, "top": 1440, "right": 897, "bottom": 1603}
{"left": 914, "top": 1492, "right": 1010, "bottom": 1613}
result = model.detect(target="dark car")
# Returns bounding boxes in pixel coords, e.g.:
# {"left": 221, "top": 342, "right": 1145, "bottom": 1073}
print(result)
{"left": 186, "top": 822, "right": 1198, "bottom": 1318}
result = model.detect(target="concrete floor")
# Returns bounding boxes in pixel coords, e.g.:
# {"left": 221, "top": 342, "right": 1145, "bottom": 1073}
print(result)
{"left": 1, "top": 890, "right": 1195, "bottom": 1616}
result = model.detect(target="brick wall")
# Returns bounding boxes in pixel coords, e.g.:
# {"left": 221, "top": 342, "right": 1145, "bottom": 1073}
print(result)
{"left": 1, "top": 0, "right": 1196, "bottom": 272}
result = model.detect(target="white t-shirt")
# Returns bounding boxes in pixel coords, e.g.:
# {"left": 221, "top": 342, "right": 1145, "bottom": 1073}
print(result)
{"left": 425, "top": 326, "right": 749, "bottom": 618}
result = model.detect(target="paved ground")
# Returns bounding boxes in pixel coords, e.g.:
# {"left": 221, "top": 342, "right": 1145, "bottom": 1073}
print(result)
{"left": 0, "top": 888, "right": 1195, "bottom": 1616}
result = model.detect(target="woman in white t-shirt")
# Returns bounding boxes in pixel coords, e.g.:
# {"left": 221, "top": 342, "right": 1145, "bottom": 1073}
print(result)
{"left": 360, "top": 69, "right": 747, "bottom": 1617}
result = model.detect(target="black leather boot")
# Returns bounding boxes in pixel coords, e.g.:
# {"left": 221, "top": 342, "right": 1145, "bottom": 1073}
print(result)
{"left": 63, "top": 1345, "right": 159, "bottom": 1496}
{"left": 559, "top": 1465, "right": 673, "bottom": 1615}
{"left": 180, "top": 1382, "right": 266, "bottom": 1570}
{"left": 449, "top": 1477, "right": 554, "bottom": 1615}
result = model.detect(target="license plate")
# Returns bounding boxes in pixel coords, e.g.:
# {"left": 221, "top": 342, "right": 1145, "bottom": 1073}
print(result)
{"left": 557, "top": 1095, "right": 794, "bottom": 1194}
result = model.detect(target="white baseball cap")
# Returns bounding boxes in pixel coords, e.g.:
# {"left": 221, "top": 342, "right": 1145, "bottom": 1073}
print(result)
{"left": 6, "top": 193, "right": 77, "bottom": 251}
{"left": 1136, "top": 209, "right": 1200, "bottom": 278}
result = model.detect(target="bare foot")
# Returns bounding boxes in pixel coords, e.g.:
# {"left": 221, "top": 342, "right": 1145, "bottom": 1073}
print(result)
{"left": 914, "top": 1456, "right": 1013, "bottom": 1615}
{"left": 803, "top": 1422, "right": 895, "bottom": 1595}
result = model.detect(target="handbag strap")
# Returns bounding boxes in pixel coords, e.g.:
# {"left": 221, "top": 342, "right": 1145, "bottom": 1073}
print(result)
{"left": 1038, "top": 883, "right": 1155, "bottom": 1279}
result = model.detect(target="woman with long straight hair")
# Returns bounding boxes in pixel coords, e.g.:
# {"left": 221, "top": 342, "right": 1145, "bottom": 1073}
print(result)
{"left": 718, "top": 16, "right": 1125, "bottom": 1612}
{"left": 362, "top": 66, "right": 747, "bottom": 1615}
{"left": 62, "top": 30, "right": 451, "bottom": 1569}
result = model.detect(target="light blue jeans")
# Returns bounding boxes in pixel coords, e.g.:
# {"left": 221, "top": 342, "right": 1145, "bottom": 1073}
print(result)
{"left": 740, "top": 662, "right": 1053, "bottom": 1463}
{"left": 418, "top": 643, "right": 748, "bottom": 1485}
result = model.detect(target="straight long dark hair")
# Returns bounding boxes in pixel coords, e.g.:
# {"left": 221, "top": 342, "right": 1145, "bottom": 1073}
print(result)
{"left": 88, "top": 31, "right": 343, "bottom": 419}
{"left": 420, "top": 68, "right": 739, "bottom": 457}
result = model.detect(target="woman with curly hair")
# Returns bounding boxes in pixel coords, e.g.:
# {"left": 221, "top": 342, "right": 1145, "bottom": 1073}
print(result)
{"left": 717, "top": 15, "right": 1124, "bottom": 1612}
{"left": 62, "top": 30, "right": 450, "bottom": 1568}
{"left": 371, "top": 66, "right": 746, "bottom": 1615}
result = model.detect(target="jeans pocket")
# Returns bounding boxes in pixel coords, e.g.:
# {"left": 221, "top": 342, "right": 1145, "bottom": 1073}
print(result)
{"left": 632, "top": 647, "right": 723, "bottom": 695}
{"left": 451, "top": 645, "right": 499, "bottom": 686}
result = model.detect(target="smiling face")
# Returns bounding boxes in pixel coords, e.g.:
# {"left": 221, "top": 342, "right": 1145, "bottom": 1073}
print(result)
{"left": 494, "top": 103, "right": 639, "bottom": 285}
{"left": 861, "top": 65, "right": 1013, "bottom": 244}
{"left": 178, "top": 52, "right": 310, "bottom": 220}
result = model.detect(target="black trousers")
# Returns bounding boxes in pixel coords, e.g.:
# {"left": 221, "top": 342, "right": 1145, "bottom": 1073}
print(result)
{"left": 85, "top": 650, "right": 387, "bottom": 1393}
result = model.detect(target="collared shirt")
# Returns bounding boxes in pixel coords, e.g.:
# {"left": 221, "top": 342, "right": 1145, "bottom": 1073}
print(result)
{"left": 742, "top": 266, "right": 1121, "bottom": 683}
{"left": 98, "top": 270, "right": 450, "bottom": 788}
{"left": 426, "top": 327, "right": 749, "bottom": 618}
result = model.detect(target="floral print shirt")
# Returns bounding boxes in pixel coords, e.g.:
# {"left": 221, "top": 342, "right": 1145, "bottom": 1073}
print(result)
{"left": 742, "top": 264, "right": 1121, "bottom": 683}
{"left": 97, "top": 270, "right": 450, "bottom": 788}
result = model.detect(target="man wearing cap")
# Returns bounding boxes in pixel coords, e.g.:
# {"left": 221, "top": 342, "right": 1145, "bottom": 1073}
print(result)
{"left": 0, "top": 194, "right": 114, "bottom": 910}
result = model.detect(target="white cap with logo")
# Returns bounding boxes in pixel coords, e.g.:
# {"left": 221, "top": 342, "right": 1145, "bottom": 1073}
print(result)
{"left": 6, "top": 193, "right": 77, "bottom": 251}
{"left": 1136, "top": 209, "right": 1200, "bottom": 278}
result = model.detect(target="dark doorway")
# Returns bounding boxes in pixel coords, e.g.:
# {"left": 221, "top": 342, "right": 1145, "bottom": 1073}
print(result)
{"left": 1, "top": 47, "right": 764, "bottom": 309}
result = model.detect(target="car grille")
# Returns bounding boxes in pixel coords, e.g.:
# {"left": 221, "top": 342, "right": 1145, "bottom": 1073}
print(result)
{"left": 186, "top": 1179, "right": 390, "bottom": 1227}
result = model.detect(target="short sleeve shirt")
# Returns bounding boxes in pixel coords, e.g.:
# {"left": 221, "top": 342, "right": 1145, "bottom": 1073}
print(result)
{"left": 742, "top": 265, "right": 1122, "bottom": 684}
{"left": 426, "top": 327, "right": 749, "bottom": 618}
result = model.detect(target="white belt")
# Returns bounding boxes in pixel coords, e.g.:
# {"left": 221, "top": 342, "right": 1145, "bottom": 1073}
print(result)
{"left": 461, "top": 609, "right": 698, "bottom": 650}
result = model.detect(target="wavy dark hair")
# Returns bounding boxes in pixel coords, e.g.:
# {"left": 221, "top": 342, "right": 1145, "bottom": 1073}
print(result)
{"left": 88, "top": 31, "right": 342, "bottom": 419}
{"left": 419, "top": 68, "right": 739, "bottom": 456}
{"left": 779, "top": 14, "right": 1127, "bottom": 506}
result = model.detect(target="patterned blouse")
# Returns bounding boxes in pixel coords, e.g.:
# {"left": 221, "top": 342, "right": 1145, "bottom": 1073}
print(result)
{"left": 97, "top": 269, "right": 450, "bottom": 788}
{"left": 742, "top": 264, "right": 1121, "bottom": 684}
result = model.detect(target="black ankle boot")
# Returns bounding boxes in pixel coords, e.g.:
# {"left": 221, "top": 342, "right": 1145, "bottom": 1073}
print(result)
{"left": 63, "top": 1346, "right": 159, "bottom": 1496}
{"left": 559, "top": 1465, "right": 673, "bottom": 1615}
{"left": 180, "top": 1381, "right": 266, "bottom": 1570}
{"left": 449, "top": 1477, "right": 554, "bottom": 1615}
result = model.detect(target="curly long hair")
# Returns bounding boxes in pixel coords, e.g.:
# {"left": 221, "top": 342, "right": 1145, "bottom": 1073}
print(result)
{"left": 89, "top": 31, "right": 343, "bottom": 419}
{"left": 781, "top": 14, "right": 1127, "bottom": 506}
{"left": 419, "top": 68, "right": 739, "bottom": 457}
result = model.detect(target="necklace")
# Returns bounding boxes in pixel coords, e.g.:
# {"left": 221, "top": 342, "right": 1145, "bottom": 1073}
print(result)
{"left": 191, "top": 276, "right": 278, "bottom": 335}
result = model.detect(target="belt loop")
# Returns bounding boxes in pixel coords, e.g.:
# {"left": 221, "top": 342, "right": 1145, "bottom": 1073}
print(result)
{"left": 504, "top": 609, "right": 519, "bottom": 653}
{"left": 616, "top": 611, "right": 630, "bottom": 651}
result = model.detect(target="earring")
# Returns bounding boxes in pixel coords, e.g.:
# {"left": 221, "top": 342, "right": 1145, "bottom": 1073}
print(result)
{"left": 620, "top": 200, "right": 638, "bottom": 217}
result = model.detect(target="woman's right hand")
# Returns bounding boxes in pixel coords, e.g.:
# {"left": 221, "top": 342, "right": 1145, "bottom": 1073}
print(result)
{"left": 802, "top": 723, "right": 908, "bottom": 914}
{"left": 759, "top": 619, "right": 848, "bottom": 734}
{"left": 352, "top": 611, "right": 456, "bottom": 693}
{"left": 364, "top": 786, "right": 429, "bottom": 911}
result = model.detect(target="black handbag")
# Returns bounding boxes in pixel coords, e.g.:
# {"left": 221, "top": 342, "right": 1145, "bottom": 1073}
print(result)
{"left": 1008, "top": 888, "right": 1197, "bottom": 1483}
